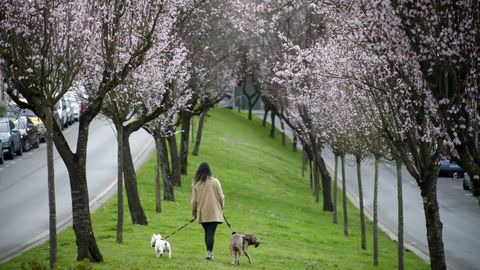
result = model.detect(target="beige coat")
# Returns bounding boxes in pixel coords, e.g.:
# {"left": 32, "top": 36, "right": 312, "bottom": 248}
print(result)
{"left": 191, "top": 177, "right": 224, "bottom": 223}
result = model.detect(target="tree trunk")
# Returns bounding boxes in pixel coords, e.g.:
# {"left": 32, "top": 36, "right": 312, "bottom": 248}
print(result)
{"left": 155, "top": 165, "right": 162, "bottom": 213}
{"left": 396, "top": 158, "right": 404, "bottom": 270}
{"left": 241, "top": 77, "right": 260, "bottom": 120}
{"left": 308, "top": 161, "right": 314, "bottom": 191}
{"left": 191, "top": 116, "right": 195, "bottom": 144}
{"left": 292, "top": 132, "right": 298, "bottom": 152}
{"left": 270, "top": 112, "right": 276, "bottom": 138}
{"left": 180, "top": 111, "right": 192, "bottom": 175}
{"left": 122, "top": 130, "right": 148, "bottom": 225}
{"left": 157, "top": 136, "right": 175, "bottom": 201}
{"left": 192, "top": 109, "right": 207, "bottom": 156}
{"left": 313, "top": 158, "right": 320, "bottom": 202}
{"left": 419, "top": 173, "right": 446, "bottom": 270}
{"left": 69, "top": 170, "right": 103, "bottom": 262}
{"left": 317, "top": 154, "right": 334, "bottom": 211}
{"left": 333, "top": 154, "right": 338, "bottom": 224}
{"left": 45, "top": 109, "right": 56, "bottom": 269}
{"left": 310, "top": 144, "right": 320, "bottom": 202}
{"left": 53, "top": 120, "right": 102, "bottom": 262}
{"left": 356, "top": 157, "right": 367, "bottom": 250}
{"left": 373, "top": 156, "right": 379, "bottom": 266}
{"left": 341, "top": 154, "right": 349, "bottom": 237}
{"left": 262, "top": 108, "right": 269, "bottom": 127}
{"left": 280, "top": 120, "right": 286, "bottom": 146}
{"left": 305, "top": 145, "right": 313, "bottom": 189}
{"left": 168, "top": 134, "right": 181, "bottom": 187}
{"left": 237, "top": 95, "right": 241, "bottom": 113}
{"left": 302, "top": 150, "right": 308, "bottom": 177}
{"left": 116, "top": 124, "right": 124, "bottom": 243}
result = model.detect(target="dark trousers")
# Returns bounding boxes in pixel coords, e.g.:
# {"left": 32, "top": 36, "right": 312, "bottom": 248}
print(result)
{"left": 201, "top": 222, "right": 220, "bottom": 251}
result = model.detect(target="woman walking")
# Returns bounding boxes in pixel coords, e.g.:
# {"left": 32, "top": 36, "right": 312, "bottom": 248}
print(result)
{"left": 191, "top": 162, "right": 225, "bottom": 260}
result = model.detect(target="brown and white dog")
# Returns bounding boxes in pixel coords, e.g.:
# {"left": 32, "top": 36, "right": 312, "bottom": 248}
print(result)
{"left": 230, "top": 232, "right": 261, "bottom": 265}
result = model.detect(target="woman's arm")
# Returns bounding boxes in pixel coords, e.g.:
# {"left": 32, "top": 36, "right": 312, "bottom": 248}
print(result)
{"left": 191, "top": 185, "right": 197, "bottom": 217}
{"left": 216, "top": 180, "right": 225, "bottom": 209}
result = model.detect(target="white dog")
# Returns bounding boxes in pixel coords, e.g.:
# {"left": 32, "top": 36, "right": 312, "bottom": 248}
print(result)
{"left": 150, "top": 234, "right": 172, "bottom": 258}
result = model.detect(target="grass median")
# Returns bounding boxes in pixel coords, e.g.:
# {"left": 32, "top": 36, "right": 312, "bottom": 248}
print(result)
{"left": 1, "top": 108, "right": 429, "bottom": 269}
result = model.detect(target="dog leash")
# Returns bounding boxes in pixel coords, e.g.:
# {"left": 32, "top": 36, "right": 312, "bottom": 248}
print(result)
{"left": 163, "top": 218, "right": 196, "bottom": 240}
{"left": 223, "top": 214, "right": 234, "bottom": 232}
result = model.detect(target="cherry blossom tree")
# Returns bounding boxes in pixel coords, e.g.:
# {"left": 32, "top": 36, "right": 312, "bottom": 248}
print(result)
{"left": 102, "top": 88, "right": 131, "bottom": 243}
{"left": 1, "top": 0, "right": 101, "bottom": 263}
{"left": 1, "top": 0, "right": 192, "bottom": 262}
{"left": 389, "top": 0, "right": 480, "bottom": 197}
{"left": 317, "top": 1, "right": 478, "bottom": 268}
{"left": 102, "top": 38, "right": 191, "bottom": 242}
{"left": 353, "top": 73, "right": 411, "bottom": 268}
{"left": 234, "top": 1, "right": 475, "bottom": 269}
{"left": 237, "top": 46, "right": 261, "bottom": 121}
{"left": 228, "top": 0, "right": 337, "bottom": 211}
{"left": 101, "top": 42, "right": 189, "bottom": 234}
{"left": 348, "top": 85, "right": 398, "bottom": 265}
{"left": 144, "top": 115, "right": 179, "bottom": 207}
{"left": 175, "top": 0, "right": 238, "bottom": 173}
{"left": 348, "top": 110, "right": 371, "bottom": 251}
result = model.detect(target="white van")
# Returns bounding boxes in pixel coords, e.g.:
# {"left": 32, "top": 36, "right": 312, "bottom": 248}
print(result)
{"left": 54, "top": 99, "right": 68, "bottom": 129}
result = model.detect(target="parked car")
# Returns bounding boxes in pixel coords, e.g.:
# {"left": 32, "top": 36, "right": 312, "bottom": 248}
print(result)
{"left": 0, "top": 139, "right": 4, "bottom": 164}
{"left": 438, "top": 160, "right": 475, "bottom": 191}
{"left": 70, "top": 85, "right": 88, "bottom": 115}
{"left": 14, "top": 116, "right": 40, "bottom": 151}
{"left": 4, "top": 103, "right": 19, "bottom": 118}
{"left": 18, "top": 107, "right": 46, "bottom": 142}
{"left": 462, "top": 173, "right": 472, "bottom": 191}
{"left": 79, "top": 97, "right": 87, "bottom": 114}
{"left": 63, "top": 98, "right": 73, "bottom": 125}
{"left": 53, "top": 108, "right": 62, "bottom": 130}
{"left": 10, "top": 119, "right": 28, "bottom": 152}
{"left": 65, "top": 93, "right": 80, "bottom": 121}
{"left": 438, "top": 160, "right": 465, "bottom": 178}
{"left": 0, "top": 118, "right": 23, "bottom": 159}
{"left": 54, "top": 99, "right": 68, "bottom": 129}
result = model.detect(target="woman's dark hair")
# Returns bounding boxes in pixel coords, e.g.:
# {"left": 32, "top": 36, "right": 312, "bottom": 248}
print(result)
{"left": 194, "top": 162, "right": 212, "bottom": 183}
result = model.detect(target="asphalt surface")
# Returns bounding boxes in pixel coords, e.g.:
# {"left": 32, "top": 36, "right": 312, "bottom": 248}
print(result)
{"left": 0, "top": 116, "right": 154, "bottom": 263}
{"left": 253, "top": 110, "right": 480, "bottom": 270}
{"left": 321, "top": 150, "right": 480, "bottom": 270}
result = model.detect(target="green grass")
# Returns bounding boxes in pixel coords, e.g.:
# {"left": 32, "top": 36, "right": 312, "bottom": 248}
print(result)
{"left": 1, "top": 108, "right": 429, "bottom": 270}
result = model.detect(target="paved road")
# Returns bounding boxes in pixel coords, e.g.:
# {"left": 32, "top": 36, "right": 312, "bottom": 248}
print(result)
{"left": 254, "top": 110, "right": 480, "bottom": 270}
{"left": 321, "top": 150, "right": 479, "bottom": 270}
{"left": 0, "top": 116, "right": 154, "bottom": 263}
